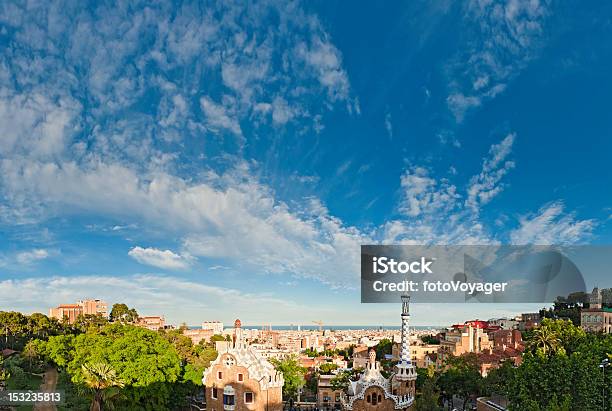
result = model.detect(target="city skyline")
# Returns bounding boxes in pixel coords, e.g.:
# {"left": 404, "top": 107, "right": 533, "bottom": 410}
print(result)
{"left": 1, "top": 1, "right": 612, "bottom": 325}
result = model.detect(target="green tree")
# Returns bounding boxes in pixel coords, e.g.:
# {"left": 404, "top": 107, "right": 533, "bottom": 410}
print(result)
{"left": 270, "top": 354, "right": 306, "bottom": 400}
{"left": 22, "top": 340, "right": 39, "bottom": 371}
{"left": 527, "top": 325, "right": 562, "bottom": 357}
{"left": 438, "top": 353, "right": 483, "bottom": 411}
{"left": 508, "top": 332, "right": 611, "bottom": 410}
{"left": 108, "top": 304, "right": 138, "bottom": 323}
{"left": 0, "top": 311, "right": 28, "bottom": 349}
{"left": 330, "top": 368, "right": 361, "bottom": 392}
{"left": 37, "top": 323, "right": 183, "bottom": 409}
{"left": 318, "top": 362, "right": 338, "bottom": 375}
{"left": 420, "top": 335, "right": 440, "bottom": 345}
{"left": 483, "top": 359, "right": 514, "bottom": 398}
{"left": 375, "top": 338, "right": 393, "bottom": 360}
{"left": 210, "top": 334, "right": 227, "bottom": 343}
{"left": 74, "top": 314, "right": 109, "bottom": 332}
{"left": 0, "top": 356, "right": 10, "bottom": 387}
{"left": 415, "top": 378, "right": 441, "bottom": 411}
{"left": 81, "top": 362, "right": 125, "bottom": 411}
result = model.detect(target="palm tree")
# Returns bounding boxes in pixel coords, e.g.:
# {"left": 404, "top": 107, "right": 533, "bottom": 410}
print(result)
{"left": 81, "top": 363, "right": 125, "bottom": 411}
{"left": 528, "top": 326, "right": 561, "bottom": 356}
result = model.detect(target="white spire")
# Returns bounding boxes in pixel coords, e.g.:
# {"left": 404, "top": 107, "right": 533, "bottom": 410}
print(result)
{"left": 395, "top": 294, "right": 416, "bottom": 381}
{"left": 400, "top": 294, "right": 411, "bottom": 364}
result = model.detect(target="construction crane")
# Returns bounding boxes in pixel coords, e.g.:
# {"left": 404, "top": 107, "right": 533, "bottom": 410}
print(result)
{"left": 312, "top": 320, "right": 323, "bottom": 332}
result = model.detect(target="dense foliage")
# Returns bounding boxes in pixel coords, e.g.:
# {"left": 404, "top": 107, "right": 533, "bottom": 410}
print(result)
{"left": 0, "top": 310, "right": 221, "bottom": 410}
{"left": 404, "top": 318, "right": 612, "bottom": 411}
{"left": 270, "top": 354, "right": 306, "bottom": 400}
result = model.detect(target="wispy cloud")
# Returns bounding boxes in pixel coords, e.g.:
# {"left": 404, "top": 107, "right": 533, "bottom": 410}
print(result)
{"left": 384, "top": 112, "right": 393, "bottom": 138}
{"left": 15, "top": 249, "right": 53, "bottom": 265}
{"left": 200, "top": 96, "right": 242, "bottom": 137}
{"left": 447, "top": 0, "right": 551, "bottom": 121}
{"left": 510, "top": 201, "right": 595, "bottom": 244}
{"left": 128, "top": 246, "right": 193, "bottom": 270}
{"left": 466, "top": 133, "right": 516, "bottom": 211}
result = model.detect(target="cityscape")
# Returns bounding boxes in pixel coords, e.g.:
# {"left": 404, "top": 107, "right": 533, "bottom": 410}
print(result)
{"left": 1, "top": 287, "right": 609, "bottom": 409}
{"left": 2, "top": 0, "right": 612, "bottom": 410}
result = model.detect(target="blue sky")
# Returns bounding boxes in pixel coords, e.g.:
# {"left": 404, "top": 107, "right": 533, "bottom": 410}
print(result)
{"left": 1, "top": 0, "right": 611, "bottom": 326}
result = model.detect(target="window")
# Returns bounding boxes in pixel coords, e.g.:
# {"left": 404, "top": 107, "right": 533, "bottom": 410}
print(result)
{"left": 245, "top": 392, "right": 254, "bottom": 403}
{"left": 223, "top": 386, "right": 235, "bottom": 407}
{"left": 212, "top": 386, "right": 218, "bottom": 399}
{"left": 218, "top": 371, "right": 223, "bottom": 379}
{"left": 366, "top": 395, "right": 371, "bottom": 403}
{"left": 372, "top": 394, "right": 377, "bottom": 405}
{"left": 238, "top": 373, "right": 243, "bottom": 382}
{"left": 223, "top": 394, "right": 235, "bottom": 406}
{"left": 378, "top": 394, "right": 382, "bottom": 403}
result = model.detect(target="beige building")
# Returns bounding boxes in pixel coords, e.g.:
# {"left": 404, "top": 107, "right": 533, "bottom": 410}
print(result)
{"left": 317, "top": 374, "right": 343, "bottom": 410}
{"left": 49, "top": 299, "right": 108, "bottom": 324}
{"left": 79, "top": 299, "right": 109, "bottom": 317}
{"left": 581, "top": 287, "right": 612, "bottom": 334}
{"left": 392, "top": 342, "right": 439, "bottom": 368}
{"left": 581, "top": 309, "right": 612, "bottom": 334}
{"left": 49, "top": 304, "right": 83, "bottom": 324}
{"left": 438, "top": 323, "right": 492, "bottom": 365}
{"left": 203, "top": 319, "right": 284, "bottom": 411}
{"left": 137, "top": 316, "right": 166, "bottom": 331}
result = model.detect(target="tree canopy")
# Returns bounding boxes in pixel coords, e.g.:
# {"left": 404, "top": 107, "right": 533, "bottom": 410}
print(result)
{"left": 270, "top": 354, "right": 306, "bottom": 400}
{"left": 35, "top": 323, "right": 184, "bottom": 409}
{"left": 109, "top": 303, "right": 139, "bottom": 323}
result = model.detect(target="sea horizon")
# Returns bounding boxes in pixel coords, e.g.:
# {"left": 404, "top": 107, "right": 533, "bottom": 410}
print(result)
{"left": 189, "top": 325, "right": 445, "bottom": 331}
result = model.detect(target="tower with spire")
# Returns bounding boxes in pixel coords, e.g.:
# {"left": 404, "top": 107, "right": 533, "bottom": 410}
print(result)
{"left": 392, "top": 294, "right": 417, "bottom": 399}
{"left": 341, "top": 295, "right": 416, "bottom": 410}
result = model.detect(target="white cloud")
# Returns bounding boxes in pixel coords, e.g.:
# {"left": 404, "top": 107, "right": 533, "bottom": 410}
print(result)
{"left": 510, "top": 201, "right": 595, "bottom": 244}
{"left": 128, "top": 246, "right": 192, "bottom": 270}
{"left": 399, "top": 166, "right": 459, "bottom": 217}
{"left": 0, "top": 92, "right": 81, "bottom": 159}
{"left": 466, "top": 133, "right": 516, "bottom": 211}
{"left": 447, "top": 0, "right": 550, "bottom": 121}
{"left": 384, "top": 112, "right": 393, "bottom": 138}
{"left": 0, "top": 157, "right": 368, "bottom": 286}
{"left": 296, "top": 35, "right": 351, "bottom": 103}
{"left": 200, "top": 96, "right": 242, "bottom": 137}
{"left": 15, "top": 249, "right": 52, "bottom": 265}
{"left": 387, "top": 134, "right": 518, "bottom": 245}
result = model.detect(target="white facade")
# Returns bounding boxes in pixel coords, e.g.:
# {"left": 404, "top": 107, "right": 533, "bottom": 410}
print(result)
{"left": 202, "top": 320, "right": 224, "bottom": 334}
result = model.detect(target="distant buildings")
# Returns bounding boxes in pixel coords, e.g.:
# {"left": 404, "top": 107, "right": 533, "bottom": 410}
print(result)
{"left": 488, "top": 317, "right": 519, "bottom": 330}
{"left": 392, "top": 341, "right": 439, "bottom": 368}
{"left": 203, "top": 319, "right": 284, "bottom": 411}
{"left": 436, "top": 320, "right": 524, "bottom": 376}
{"left": 183, "top": 328, "right": 214, "bottom": 345}
{"left": 438, "top": 321, "right": 493, "bottom": 365}
{"left": 202, "top": 320, "right": 224, "bottom": 334}
{"left": 518, "top": 313, "right": 541, "bottom": 331}
{"left": 581, "top": 287, "right": 612, "bottom": 334}
{"left": 136, "top": 316, "right": 166, "bottom": 331}
{"left": 48, "top": 299, "right": 108, "bottom": 324}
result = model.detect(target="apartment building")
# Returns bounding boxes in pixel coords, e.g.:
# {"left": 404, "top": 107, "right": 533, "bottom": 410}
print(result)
{"left": 317, "top": 374, "right": 343, "bottom": 410}
{"left": 49, "top": 299, "right": 108, "bottom": 324}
